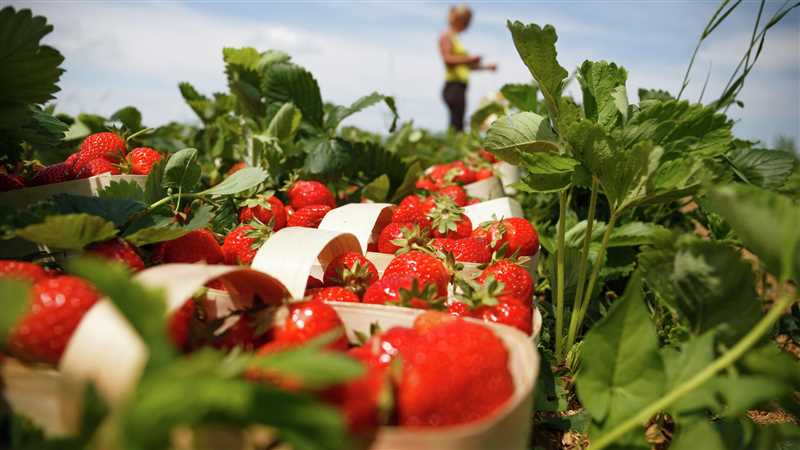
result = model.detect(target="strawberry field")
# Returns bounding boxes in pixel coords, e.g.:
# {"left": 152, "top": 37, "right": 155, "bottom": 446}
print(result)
{"left": 1, "top": 3, "right": 799, "bottom": 450}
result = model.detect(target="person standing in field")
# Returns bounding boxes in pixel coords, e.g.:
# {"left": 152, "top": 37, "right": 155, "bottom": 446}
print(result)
{"left": 439, "top": 4, "right": 497, "bottom": 132}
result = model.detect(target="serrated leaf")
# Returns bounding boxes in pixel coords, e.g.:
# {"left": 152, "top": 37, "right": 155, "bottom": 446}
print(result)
{"left": 726, "top": 147, "right": 797, "bottom": 190}
{"left": 124, "top": 204, "right": 212, "bottom": 246}
{"left": 263, "top": 63, "right": 324, "bottom": 128}
{"left": 578, "top": 60, "right": 628, "bottom": 130}
{"left": 0, "top": 279, "right": 30, "bottom": 348}
{"left": 500, "top": 82, "right": 539, "bottom": 112}
{"left": 390, "top": 160, "right": 422, "bottom": 203}
{"left": 99, "top": 180, "right": 145, "bottom": 202}
{"left": 362, "top": 174, "right": 390, "bottom": 201}
{"left": 304, "top": 137, "right": 350, "bottom": 175}
{"left": 485, "top": 112, "right": 559, "bottom": 165}
{"left": 607, "top": 221, "right": 668, "bottom": 247}
{"left": 162, "top": 148, "right": 201, "bottom": 192}
{"left": 199, "top": 167, "right": 267, "bottom": 196}
{"left": 575, "top": 272, "right": 665, "bottom": 430}
{"left": 109, "top": 106, "right": 142, "bottom": 131}
{"left": 267, "top": 102, "right": 302, "bottom": 142}
{"left": 506, "top": 21, "right": 568, "bottom": 120}
{"left": 326, "top": 92, "right": 398, "bottom": 132}
{"left": 516, "top": 151, "right": 579, "bottom": 192}
{"left": 661, "top": 332, "right": 717, "bottom": 418}
{"left": 53, "top": 193, "right": 145, "bottom": 227}
{"left": 470, "top": 100, "right": 506, "bottom": 132}
{"left": 16, "top": 214, "right": 117, "bottom": 249}
{"left": 144, "top": 158, "right": 167, "bottom": 204}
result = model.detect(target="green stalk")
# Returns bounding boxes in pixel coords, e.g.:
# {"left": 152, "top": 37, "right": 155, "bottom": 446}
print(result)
{"left": 568, "top": 210, "right": 618, "bottom": 350}
{"left": 565, "top": 178, "right": 599, "bottom": 353}
{"left": 554, "top": 190, "right": 569, "bottom": 359}
{"left": 591, "top": 282, "right": 796, "bottom": 450}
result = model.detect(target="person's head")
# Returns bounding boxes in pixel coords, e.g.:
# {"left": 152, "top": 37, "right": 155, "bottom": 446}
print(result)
{"left": 448, "top": 4, "right": 472, "bottom": 32}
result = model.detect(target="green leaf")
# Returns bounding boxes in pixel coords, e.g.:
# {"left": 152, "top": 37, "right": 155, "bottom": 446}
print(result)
{"left": 578, "top": 60, "right": 628, "bottom": 130}
{"left": 725, "top": 147, "right": 797, "bottom": 190}
{"left": 144, "top": 158, "right": 167, "bottom": 204}
{"left": 267, "top": 102, "right": 302, "bottom": 142}
{"left": 515, "top": 151, "right": 579, "bottom": 192}
{"left": 263, "top": 63, "right": 324, "bottom": 128}
{"left": 661, "top": 332, "right": 717, "bottom": 418}
{"left": 362, "top": 174, "right": 390, "bottom": 201}
{"left": 248, "top": 344, "right": 364, "bottom": 390}
{"left": 672, "top": 419, "right": 800, "bottom": 450}
{"left": 16, "top": 214, "right": 117, "bottom": 249}
{"left": 303, "top": 137, "right": 350, "bottom": 175}
{"left": 162, "top": 148, "right": 201, "bottom": 192}
{"left": 0, "top": 279, "right": 30, "bottom": 348}
{"left": 199, "top": 167, "right": 267, "bottom": 196}
{"left": 500, "top": 82, "right": 539, "bottom": 112}
{"left": 389, "top": 161, "right": 422, "bottom": 203}
{"left": 607, "top": 221, "right": 668, "bottom": 247}
{"left": 485, "top": 112, "right": 559, "bottom": 165}
{"left": 469, "top": 100, "right": 506, "bottom": 132}
{"left": 637, "top": 88, "right": 672, "bottom": 103}
{"left": 124, "top": 204, "right": 212, "bottom": 247}
{"left": 98, "top": 180, "right": 146, "bottom": 202}
{"left": 575, "top": 272, "right": 665, "bottom": 430}
{"left": 109, "top": 106, "right": 142, "bottom": 131}
{"left": 506, "top": 21, "right": 568, "bottom": 121}
{"left": 53, "top": 194, "right": 145, "bottom": 227}
{"left": 707, "top": 184, "right": 800, "bottom": 281}
{"left": 326, "top": 92, "right": 398, "bottom": 132}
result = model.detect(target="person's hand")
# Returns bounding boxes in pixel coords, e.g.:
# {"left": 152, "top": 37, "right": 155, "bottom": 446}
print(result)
{"left": 486, "top": 63, "right": 498, "bottom": 72}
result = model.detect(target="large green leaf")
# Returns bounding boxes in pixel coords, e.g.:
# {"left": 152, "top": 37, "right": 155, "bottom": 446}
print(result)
{"left": 707, "top": 184, "right": 800, "bottom": 281}
{"left": 515, "top": 151, "right": 579, "bottom": 193}
{"left": 362, "top": 174, "right": 390, "bottom": 202}
{"left": 303, "top": 137, "right": 350, "bottom": 175}
{"left": 725, "top": 147, "right": 797, "bottom": 190}
{"left": 578, "top": 60, "right": 628, "bottom": 130}
{"left": 389, "top": 161, "right": 422, "bottom": 203}
{"left": 53, "top": 194, "right": 145, "bottom": 227}
{"left": 575, "top": 272, "right": 665, "bottom": 431}
{"left": 199, "top": 167, "right": 267, "bottom": 196}
{"left": 16, "top": 214, "right": 118, "bottom": 249}
{"left": 109, "top": 106, "right": 142, "bottom": 131}
{"left": 162, "top": 148, "right": 201, "bottom": 192}
{"left": 124, "top": 204, "right": 212, "bottom": 247}
{"left": 223, "top": 47, "right": 267, "bottom": 118}
{"left": 263, "top": 63, "right": 324, "bottom": 128}
{"left": 500, "top": 82, "right": 539, "bottom": 112}
{"left": 506, "top": 21, "right": 568, "bottom": 120}
{"left": 672, "top": 419, "right": 800, "bottom": 450}
{"left": 325, "top": 92, "right": 398, "bottom": 132}
{"left": 660, "top": 332, "right": 717, "bottom": 418}
{"left": 267, "top": 102, "right": 302, "bottom": 142}
{"left": 485, "top": 112, "right": 559, "bottom": 165}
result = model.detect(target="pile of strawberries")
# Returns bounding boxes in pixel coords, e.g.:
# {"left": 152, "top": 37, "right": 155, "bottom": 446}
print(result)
{"left": 413, "top": 149, "right": 498, "bottom": 193}
{"left": 0, "top": 132, "right": 163, "bottom": 191}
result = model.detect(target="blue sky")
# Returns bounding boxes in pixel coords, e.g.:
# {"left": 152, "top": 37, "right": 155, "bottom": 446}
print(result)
{"left": 24, "top": 0, "right": 800, "bottom": 146}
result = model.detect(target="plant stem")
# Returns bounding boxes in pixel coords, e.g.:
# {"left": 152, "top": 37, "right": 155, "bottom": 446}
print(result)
{"left": 554, "top": 190, "right": 568, "bottom": 359}
{"left": 590, "top": 282, "right": 796, "bottom": 450}
{"left": 568, "top": 210, "right": 618, "bottom": 350}
{"left": 565, "top": 178, "right": 599, "bottom": 354}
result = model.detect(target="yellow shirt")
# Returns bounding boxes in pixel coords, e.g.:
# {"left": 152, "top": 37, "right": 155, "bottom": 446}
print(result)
{"left": 445, "top": 34, "right": 470, "bottom": 84}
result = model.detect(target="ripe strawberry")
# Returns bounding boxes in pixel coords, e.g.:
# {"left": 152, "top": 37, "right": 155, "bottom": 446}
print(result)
{"left": 0, "top": 260, "right": 50, "bottom": 283}
{"left": 65, "top": 152, "right": 80, "bottom": 168}
{"left": 473, "top": 296, "right": 532, "bottom": 334}
{"left": 75, "top": 158, "right": 121, "bottom": 178}
{"left": 394, "top": 312, "right": 514, "bottom": 427}
{"left": 311, "top": 286, "right": 361, "bottom": 303}
{"left": 273, "top": 300, "right": 348, "bottom": 351}
{"left": 286, "top": 204, "right": 331, "bottom": 228}
{"left": 431, "top": 237, "right": 491, "bottom": 263}
{"left": 152, "top": 229, "right": 224, "bottom": 264}
{"left": 221, "top": 224, "right": 272, "bottom": 265}
{"left": 391, "top": 195, "right": 430, "bottom": 225}
{"left": 126, "top": 147, "right": 162, "bottom": 175}
{"left": 86, "top": 239, "right": 145, "bottom": 272}
{"left": 239, "top": 195, "right": 287, "bottom": 230}
{"left": 382, "top": 251, "right": 450, "bottom": 298}
{"left": 478, "top": 149, "right": 498, "bottom": 163}
{"left": 74, "top": 132, "right": 126, "bottom": 169}
{"left": 226, "top": 162, "right": 247, "bottom": 176}
{"left": 322, "top": 252, "right": 378, "bottom": 295}
{"left": 466, "top": 197, "right": 482, "bottom": 205}
{"left": 475, "top": 167, "right": 494, "bottom": 180}
{"left": 451, "top": 276, "right": 532, "bottom": 334}
{"left": 287, "top": 180, "right": 336, "bottom": 209}
{"left": 414, "top": 177, "right": 437, "bottom": 192}
{"left": 168, "top": 298, "right": 198, "bottom": 352}
{"left": 212, "top": 314, "right": 265, "bottom": 351}
{"left": 29, "top": 163, "right": 74, "bottom": 186}
{"left": 306, "top": 276, "right": 323, "bottom": 290}
{"left": 472, "top": 217, "right": 539, "bottom": 257}
{"left": 427, "top": 197, "right": 472, "bottom": 239}
{"left": 377, "top": 222, "right": 429, "bottom": 254}
{"left": 363, "top": 274, "right": 442, "bottom": 309}
{"left": 475, "top": 259, "right": 533, "bottom": 301}
{"left": 429, "top": 161, "right": 476, "bottom": 186}
{"left": 436, "top": 185, "right": 468, "bottom": 207}
{"left": 7, "top": 276, "right": 100, "bottom": 365}
{"left": 0, "top": 173, "right": 25, "bottom": 191}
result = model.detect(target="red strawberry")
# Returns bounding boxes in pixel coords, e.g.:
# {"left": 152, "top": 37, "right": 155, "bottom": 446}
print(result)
{"left": 86, "top": 239, "right": 145, "bottom": 272}
{"left": 322, "top": 252, "right": 378, "bottom": 295}
{"left": 473, "top": 296, "right": 532, "bottom": 335}
{"left": 478, "top": 149, "right": 498, "bottom": 163}
{"left": 74, "top": 132, "right": 126, "bottom": 169}
{"left": 475, "top": 167, "right": 494, "bottom": 180}
{"left": 7, "top": 276, "right": 100, "bottom": 365}
{"left": 212, "top": 314, "right": 265, "bottom": 351}
{"left": 311, "top": 286, "right": 360, "bottom": 303}
{"left": 273, "top": 300, "right": 348, "bottom": 351}
{"left": 168, "top": 298, "right": 198, "bottom": 352}
{"left": 427, "top": 197, "right": 472, "bottom": 239}
{"left": 475, "top": 260, "right": 533, "bottom": 301}
{"left": 382, "top": 250, "right": 450, "bottom": 298}
{"left": 363, "top": 274, "right": 442, "bottom": 309}
{"left": 286, "top": 204, "right": 331, "bottom": 228}
{"left": 472, "top": 217, "right": 539, "bottom": 257}
{"left": 306, "top": 276, "right": 323, "bottom": 290}
{"left": 430, "top": 161, "right": 476, "bottom": 186}
{"left": 0, "top": 173, "right": 25, "bottom": 191}
{"left": 226, "top": 162, "right": 247, "bottom": 176}
{"left": 466, "top": 197, "right": 482, "bottom": 205}
{"left": 414, "top": 177, "right": 437, "bottom": 192}
{"left": 221, "top": 224, "right": 272, "bottom": 266}
{"left": 29, "top": 163, "right": 74, "bottom": 186}
{"left": 451, "top": 276, "right": 532, "bottom": 334}
{"left": 431, "top": 237, "right": 490, "bottom": 263}
{"left": 377, "top": 222, "right": 429, "bottom": 254}
{"left": 152, "top": 229, "right": 224, "bottom": 264}
{"left": 75, "top": 158, "right": 121, "bottom": 178}
{"left": 65, "top": 152, "right": 80, "bottom": 169}
{"left": 391, "top": 195, "right": 430, "bottom": 225}
{"left": 0, "top": 260, "right": 49, "bottom": 283}
{"left": 239, "top": 195, "right": 287, "bottom": 230}
{"left": 436, "top": 185, "right": 468, "bottom": 207}
{"left": 287, "top": 180, "right": 336, "bottom": 209}
{"left": 126, "top": 147, "right": 163, "bottom": 175}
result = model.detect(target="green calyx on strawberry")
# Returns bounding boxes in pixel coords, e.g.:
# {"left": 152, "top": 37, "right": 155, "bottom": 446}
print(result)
{"left": 238, "top": 193, "right": 287, "bottom": 230}
{"left": 323, "top": 252, "right": 379, "bottom": 296}
{"left": 363, "top": 274, "right": 445, "bottom": 310}
{"left": 221, "top": 221, "right": 274, "bottom": 266}
{"left": 378, "top": 222, "right": 430, "bottom": 255}
{"left": 471, "top": 217, "right": 539, "bottom": 258}
{"left": 425, "top": 195, "right": 472, "bottom": 239}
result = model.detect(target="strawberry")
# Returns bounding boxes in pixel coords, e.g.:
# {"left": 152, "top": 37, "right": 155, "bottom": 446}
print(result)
{"left": 377, "top": 223, "right": 429, "bottom": 254}
{"left": 74, "top": 132, "right": 126, "bottom": 169}
{"left": 431, "top": 237, "right": 490, "bottom": 263}
{"left": 75, "top": 158, "right": 121, "bottom": 178}
{"left": 126, "top": 147, "right": 163, "bottom": 175}
{"left": 239, "top": 195, "right": 287, "bottom": 230}
{"left": 322, "top": 252, "right": 378, "bottom": 295}
{"left": 212, "top": 314, "right": 265, "bottom": 351}
{"left": 451, "top": 276, "right": 532, "bottom": 334}
{"left": 287, "top": 180, "right": 336, "bottom": 209}
{"left": 0, "top": 173, "right": 25, "bottom": 191}
{"left": 306, "top": 276, "right": 323, "bottom": 290}
{"left": 311, "top": 286, "right": 361, "bottom": 303}
{"left": 466, "top": 197, "right": 482, "bottom": 205}
{"left": 286, "top": 204, "right": 331, "bottom": 228}
{"left": 473, "top": 296, "right": 532, "bottom": 334}
{"left": 29, "top": 163, "right": 74, "bottom": 186}
{"left": 429, "top": 161, "right": 476, "bottom": 186}
{"left": 414, "top": 177, "right": 437, "bottom": 192}
{"left": 221, "top": 224, "right": 272, "bottom": 266}
{"left": 65, "top": 152, "right": 80, "bottom": 169}
{"left": 391, "top": 195, "right": 430, "bottom": 225}
{"left": 472, "top": 217, "right": 539, "bottom": 257}
{"left": 382, "top": 250, "right": 450, "bottom": 298}
{"left": 168, "top": 298, "right": 198, "bottom": 352}
{"left": 478, "top": 149, "right": 498, "bottom": 163}
{"left": 475, "top": 167, "right": 494, "bottom": 180}
{"left": 363, "top": 274, "right": 442, "bottom": 309}
{"left": 226, "top": 162, "right": 248, "bottom": 176}
{"left": 152, "top": 229, "right": 224, "bottom": 264}
{"left": 0, "top": 260, "right": 50, "bottom": 283}
{"left": 436, "top": 185, "right": 468, "bottom": 207}
{"left": 273, "top": 300, "right": 348, "bottom": 351}
{"left": 7, "top": 276, "right": 100, "bottom": 365}
{"left": 475, "top": 259, "right": 533, "bottom": 301}
{"left": 426, "top": 196, "right": 472, "bottom": 239}
{"left": 86, "top": 238, "right": 145, "bottom": 272}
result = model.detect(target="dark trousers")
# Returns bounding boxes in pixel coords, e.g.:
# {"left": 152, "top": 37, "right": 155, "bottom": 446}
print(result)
{"left": 442, "top": 81, "right": 467, "bottom": 132}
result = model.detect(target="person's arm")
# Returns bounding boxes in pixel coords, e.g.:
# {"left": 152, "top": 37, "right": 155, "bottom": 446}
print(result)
{"left": 439, "top": 33, "right": 480, "bottom": 66}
